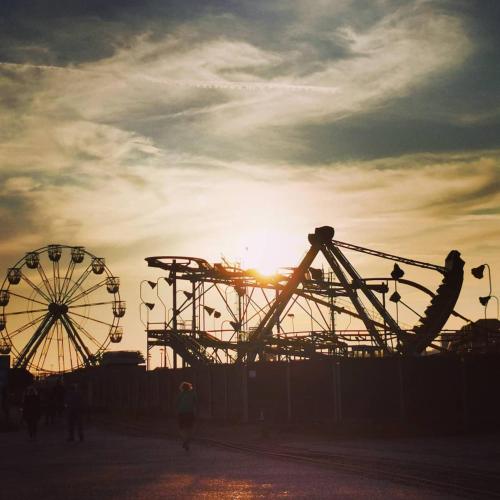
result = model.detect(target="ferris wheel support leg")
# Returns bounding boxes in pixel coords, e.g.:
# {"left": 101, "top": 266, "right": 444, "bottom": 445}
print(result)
{"left": 14, "top": 313, "right": 57, "bottom": 369}
{"left": 61, "top": 314, "right": 95, "bottom": 367}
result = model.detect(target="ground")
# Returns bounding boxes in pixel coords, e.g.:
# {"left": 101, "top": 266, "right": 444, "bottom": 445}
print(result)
{"left": 0, "top": 420, "right": 463, "bottom": 500}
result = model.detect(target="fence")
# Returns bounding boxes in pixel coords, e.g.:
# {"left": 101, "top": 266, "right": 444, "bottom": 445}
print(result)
{"left": 82, "top": 354, "right": 500, "bottom": 431}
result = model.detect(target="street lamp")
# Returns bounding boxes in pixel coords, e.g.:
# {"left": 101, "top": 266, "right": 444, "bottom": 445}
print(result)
{"left": 140, "top": 279, "right": 158, "bottom": 371}
{"left": 479, "top": 295, "right": 499, "bottom": 320}
{"left": 203, "top": 305, "right": 221, "bottom": 318}
{"left": 472, "top": 264, "right": 496, "bottom": 318}
{"left": 139, "top": 279, "right": 157, "bottom": 326}
{"left": 471, "top": 264, "right": 492, "bottom": 293}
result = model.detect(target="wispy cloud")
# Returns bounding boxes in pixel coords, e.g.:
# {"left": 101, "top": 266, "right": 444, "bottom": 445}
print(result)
{"left": 0, "top": 1, "right": 498, "bottom": 348}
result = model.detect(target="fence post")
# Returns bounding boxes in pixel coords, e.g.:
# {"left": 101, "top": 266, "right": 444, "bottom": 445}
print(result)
{"left": 224, "top": 365, "right": 228, "bottom": 421}
{"left": 461, "top": 357, "right": 468, "bottom": 429}
{"left": 242, "top": 364, "right": 248, "bottom": 423}
{"left": 333, "top": 361, "right": 342, "bottom": 424}
{"left": 286, "top": 362, "right": 292, "bottom": 423}
{"left": 208, "top": 366, "right": 213, "bottom": 419}
{"left": 332, "top": 361, "right": 338, "bottom": 424}
{"left": 398, "top": 358, "right": 406, "bottom": 422}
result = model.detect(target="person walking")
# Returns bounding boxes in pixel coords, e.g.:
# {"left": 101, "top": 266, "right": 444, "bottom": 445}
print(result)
{"left": 176, "top": 381, "right": 197, "bottom": 451}
{"left": 53, "top": 378, "right": 66, "bottom": 422}
{"left": 66, "top": 383, "right": 85, "bottom": 442}
{"left": 22, "top": 384, "right": 41, "bottom": 441}
{"left": 1, "top": 384, "right": 11, "bottom": 424}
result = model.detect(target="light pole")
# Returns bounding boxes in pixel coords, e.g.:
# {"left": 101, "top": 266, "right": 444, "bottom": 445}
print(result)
{"left": 471, "top": 264, "right": 496, "bottom": 319}
{"left": 139, "top": 281, "right": 156, "bottom": 325}
{"left": 140, "top": 280, "right": 156, "bottom": 370}
{"left": 483, "top": 295, "right": 499, "bottom": 320}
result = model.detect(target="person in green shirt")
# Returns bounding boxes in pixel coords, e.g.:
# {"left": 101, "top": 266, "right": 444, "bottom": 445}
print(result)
{"left": 176, "top": 381, "right": 197, "bottom": 451}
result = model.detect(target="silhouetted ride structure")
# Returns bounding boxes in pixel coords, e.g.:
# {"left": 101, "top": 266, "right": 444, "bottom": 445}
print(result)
{"left": 0, "top": 245, "right": 125, "bottom": 373}
{"left": 143, "top": 226, "right": 474, "bottom": 369}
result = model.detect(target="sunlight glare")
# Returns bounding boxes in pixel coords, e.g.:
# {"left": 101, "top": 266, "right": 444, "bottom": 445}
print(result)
{"left": 234, "top": 228, "right": 302, "bottom": 275}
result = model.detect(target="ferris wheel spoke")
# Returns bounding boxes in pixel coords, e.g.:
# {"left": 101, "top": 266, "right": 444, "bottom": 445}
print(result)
{"left": 8, "top": 312, "right": 48, "bottom": 339}
{"left": 7, "top": 291, "right": 49, "bottom": 307}
{"left": 59, "top": 260, "right": 76, "bottom": 302}
{"left": 3, "top": 308, "right": 48, "bottom": 316}
{"left": 37, "top": 263, "right": 57, "bottom": 301}
{"left": 53, "top": 260, "right": 61, "bottom": 301}
{"left": 67, "top": 300, "right": 115, "bottom": 309}
{"left": 68, "top": 310, "right": 114, "bottom": 327}
{"left": 66, "top": 279, "right": 107, "bottom": 305}
{"left": 21, "top": 273, "right": 52, "bottom": 303}
{"left": 67, "top": 316, "right": 102, "bottom": 350}
{"left": 63, "top": 265, "right": 93, "bottom": 303}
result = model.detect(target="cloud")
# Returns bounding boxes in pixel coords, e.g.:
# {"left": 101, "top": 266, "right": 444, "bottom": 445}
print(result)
{"left": 193, "top": 2, "right": 471, "bottom": 133}
{"left": 0, "top": 1, "right": 479, "bottom": 195}
{"left": 2, "top": 2, "right": 471, "bottom": 131}
{"left": 0, "top": 1, "right": 498, "bottom": 352}
{"left": 3, "top": 176, "right": 40, "bottom": 193}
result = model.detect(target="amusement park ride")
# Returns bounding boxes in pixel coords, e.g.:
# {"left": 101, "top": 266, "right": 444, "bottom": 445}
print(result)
{"left": 0, "top": 226, "right": 496, "bottom": 374}
{"left": 141, "top": 226, "right": 481, "bottom": 369}
{"left": 0, "top": 245, "right": 125, "bottom": 374}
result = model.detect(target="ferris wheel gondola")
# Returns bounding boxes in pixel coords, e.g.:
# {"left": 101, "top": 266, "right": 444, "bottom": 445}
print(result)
{"left": 0, "top": 245, "right": 125, "bottom": 373}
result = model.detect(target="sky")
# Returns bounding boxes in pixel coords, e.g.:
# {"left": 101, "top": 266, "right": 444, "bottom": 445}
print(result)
{"left": 0, "top": 0, "right": 499, "bottom": 364}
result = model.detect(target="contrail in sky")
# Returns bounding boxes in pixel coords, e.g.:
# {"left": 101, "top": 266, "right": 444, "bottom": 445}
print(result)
{"left": 0, "top": 61, "right": 339, "bottom": 95}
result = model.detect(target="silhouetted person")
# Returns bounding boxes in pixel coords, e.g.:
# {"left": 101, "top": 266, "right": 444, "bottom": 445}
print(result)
{"left": 66, "top": 383, "right": 85, "bottom": 442}
{"left": 38, "top": 383, "right": 50, "bottom": 425}
{"left": 45, "top": 380, "right": 63, "bottom": 425}
{"left": 45, "top": 386, "right": 56, "bottom": 425}
{"left": 1, "top": 385, "right": 11, "bottom": 423}
{"left": 53, "top": 379, "right": 66, "bottom": 421}
{"left": 176, "top": 381, "right": 197, "bottom": 451}
{"left": 22, "top": 385, "right": 41, "bottom": 441}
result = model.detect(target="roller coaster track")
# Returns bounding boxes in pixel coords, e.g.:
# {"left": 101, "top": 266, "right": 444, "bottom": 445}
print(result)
{"left": 145, "top": 226, "right": 469, "bottom": 364}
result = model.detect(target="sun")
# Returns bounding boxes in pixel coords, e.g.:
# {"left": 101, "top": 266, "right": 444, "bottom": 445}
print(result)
{"left": 233, "top": 228, "right": 303, "bottom": 276}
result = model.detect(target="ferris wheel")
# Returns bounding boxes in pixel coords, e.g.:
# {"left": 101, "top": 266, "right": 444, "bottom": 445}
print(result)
{"left": 0, "top": 245, "right": 125, "bottom": 374}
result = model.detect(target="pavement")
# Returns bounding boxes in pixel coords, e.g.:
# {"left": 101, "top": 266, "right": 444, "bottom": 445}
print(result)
{"left": 0, "top": 418, "right": 462, "bottom": 499}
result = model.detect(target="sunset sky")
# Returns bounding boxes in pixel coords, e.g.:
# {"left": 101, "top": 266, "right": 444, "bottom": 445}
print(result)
{"left": 1, "top": 0, "right": 499, "bottom": 359}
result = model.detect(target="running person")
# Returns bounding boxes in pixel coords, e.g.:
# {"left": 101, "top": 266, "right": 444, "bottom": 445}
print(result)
{"left": 176, "top": 382, "right": 197, "bottom": 451}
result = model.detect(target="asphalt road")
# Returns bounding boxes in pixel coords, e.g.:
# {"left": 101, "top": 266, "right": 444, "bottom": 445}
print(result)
{"left": 0, "top": 423, "right": 458, "bottom": 499}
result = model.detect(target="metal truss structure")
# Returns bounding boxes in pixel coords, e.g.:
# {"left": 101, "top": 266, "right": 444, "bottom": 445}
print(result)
{"left": 142, "top": 226, "right": 469, "bottom": 368}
